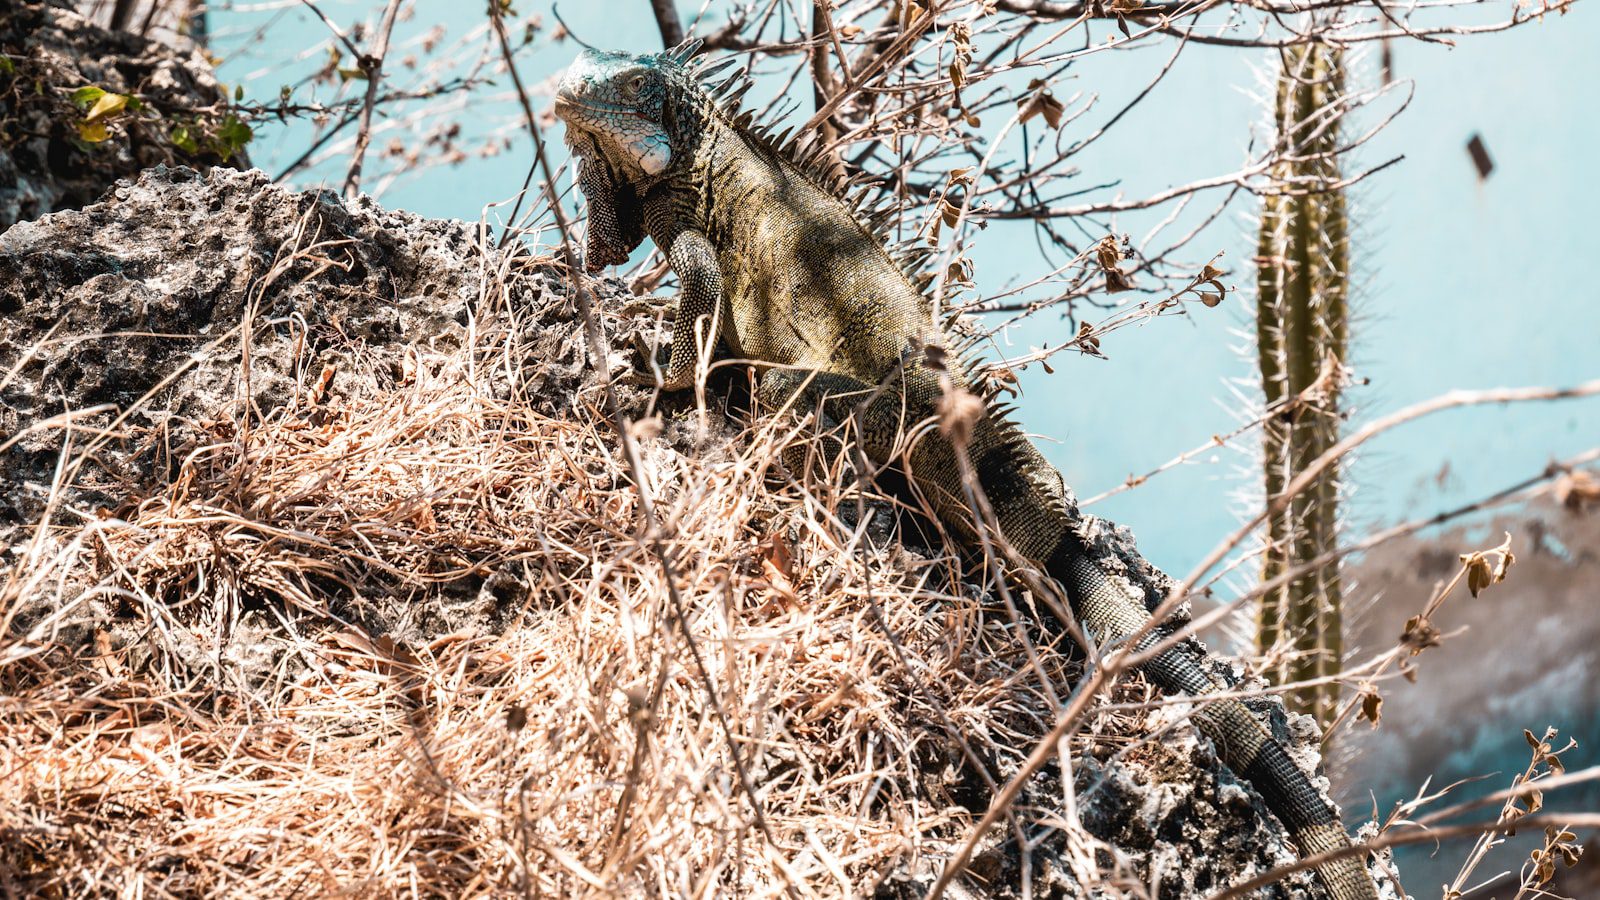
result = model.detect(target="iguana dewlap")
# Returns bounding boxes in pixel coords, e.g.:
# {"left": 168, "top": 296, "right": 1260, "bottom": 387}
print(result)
{"left": 554, "top": 43, "right": 1379, "bottom": 900}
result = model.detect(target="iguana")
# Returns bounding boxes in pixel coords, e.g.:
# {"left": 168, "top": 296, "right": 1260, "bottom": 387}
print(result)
{"left": 554, "top": 43, "right": 1380, "bottom": 900}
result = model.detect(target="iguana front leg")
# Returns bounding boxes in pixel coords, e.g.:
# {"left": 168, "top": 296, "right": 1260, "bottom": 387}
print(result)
{"left": 633, "top": 199, "right": 727, "bottom": 391}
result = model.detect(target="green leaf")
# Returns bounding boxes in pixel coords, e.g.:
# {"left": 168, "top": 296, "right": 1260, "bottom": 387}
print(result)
{"left": 0, "top": 57, "right": 15, "bottom": 76}
{"left": 219, "top": 117, "right": 252, "bottom": 145}
{"left": 84, "top": 91, "right": 129, "bottom": 123}
{"left": 234, "top": 84, "right": 244, "bottom": 101}
{"left": 337, "top": 67, "right": 368, "bottom": 82}
{"left": 216, "top": 115, "right": 254, "bottom": 160}
{"left": 70, "top": 85, "right": 107, "bottom": 110}
{"left": 170, "top": 124, "right": 199, "bottom": 154}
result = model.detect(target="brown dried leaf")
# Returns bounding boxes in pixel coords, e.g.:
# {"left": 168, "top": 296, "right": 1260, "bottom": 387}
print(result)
{"left": 1096, "top": 235, "right": 1134, "bottom": 293}
{"left": 940, "top": 198, "right": 963, "bottom": 229}
{"left": 1074, "top": 321, "right": 1105, "bottom": 358}
{"left": 1524, "top": 728, "right": 1552, "bottom": 758}
{"left": 763, "top": 531, "right": 793, "bottom": 582}
{"left": 1017, "top": 84, "right": 1065, "bottom": 129}
{"left": 1039, "top": 92, "right": 1064, "bottom": 129}
{"left": 937, "top": 386, "right": 984, "bottom": 447}
{"left": 1532, "top": 847, "right": 1555, "bottom": 885}
{"left": 312, "top": 363, "right": 338, "bottom": 402}
{"left": 1358, "top": 688, "right": 1383, "bottom": 726}
{"left": 1461, "top": 551, "right": 1493, "bottom": 597}
{"left": 1558, "top": 845, "right": 1583, "bottom": 868}
{"left": 1400, "top": 614, "right": 1442, "bottom": 655}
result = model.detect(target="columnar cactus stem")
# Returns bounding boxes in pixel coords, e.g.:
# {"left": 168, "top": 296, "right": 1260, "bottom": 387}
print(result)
{"left": 1256, "top": 46, "right": 1350, "bottom": 726}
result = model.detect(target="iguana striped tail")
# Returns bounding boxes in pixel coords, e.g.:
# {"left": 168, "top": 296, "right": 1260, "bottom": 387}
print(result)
{"left": 1047, "top": 543, "right": 1377, "bottom": 900}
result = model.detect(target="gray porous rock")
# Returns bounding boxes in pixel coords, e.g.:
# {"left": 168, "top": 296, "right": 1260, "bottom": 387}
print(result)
{"left": 0, "top": 1, "right": 244, "bottom": 230}
{"left": 0, "top": 166, "right": 1399, "bottom": 899}
{"left": 0, "top": 166, "right": 494, "bottom": 543}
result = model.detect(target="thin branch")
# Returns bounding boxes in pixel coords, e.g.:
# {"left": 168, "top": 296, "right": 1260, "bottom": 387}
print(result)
{"left": 648, "top": 0, "right": 686, "bottom": 48}
{"left": 343, "top": 0, "right": 404, "bottom": 198}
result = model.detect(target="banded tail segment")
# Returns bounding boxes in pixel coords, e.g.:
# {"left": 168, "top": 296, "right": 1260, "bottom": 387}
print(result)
{"left": 1045, "top": 542, "right": 1379, "bottom": 900}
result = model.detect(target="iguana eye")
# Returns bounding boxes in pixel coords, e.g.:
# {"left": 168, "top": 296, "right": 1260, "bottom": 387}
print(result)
{"left": 629, "top": 75, "right": 646, "bottom": 92}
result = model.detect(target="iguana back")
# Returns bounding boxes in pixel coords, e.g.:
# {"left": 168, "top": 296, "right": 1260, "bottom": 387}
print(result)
{"left": 659, "top": 99, "right": 942, "bottom": 382}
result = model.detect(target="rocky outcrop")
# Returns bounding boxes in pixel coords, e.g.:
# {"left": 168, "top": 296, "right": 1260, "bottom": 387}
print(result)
{"left": 0, "top": 166, "right": 1393, "bottom": 898}
{"left": 0, "top": 1, "right": 244, "bottom": 229}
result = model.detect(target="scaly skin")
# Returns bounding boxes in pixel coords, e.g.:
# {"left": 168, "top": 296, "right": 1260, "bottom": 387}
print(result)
{"left": 555, "top": 44, "right": 1379, "bottom": 900}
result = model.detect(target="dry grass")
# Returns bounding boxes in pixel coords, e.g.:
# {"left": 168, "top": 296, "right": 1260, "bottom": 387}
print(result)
{"left": 0, "top": 277, "right": 1094, "bottom": 898}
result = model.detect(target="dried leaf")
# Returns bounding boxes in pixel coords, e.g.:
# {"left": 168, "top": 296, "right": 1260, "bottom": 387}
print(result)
{"left": 763, "top": 531, "right": 793, "bottom": 582}
{"left": 311, "top": 363, "right": 338, "bottom": 402}
{"left": 1524, "top": 728, "right": 1552, "bottom": 757}
{"left": 940, "top": 198, "right": 963, "bottom": 229}
{"left": 937, "top": 386, "right": 984, "bottom": 446}
{"left": 1358, "top": 689, "right": 1383, "bottom": 726}
{"left": 1039, "top": 92, "right": 1064, "bottom": 128}
{"left": 1462, "top": 551, "right": 1493, "bottom": 597}
{"left": 1400, "top": 614, "right": 1441, "bottom": 654}
{"left": 1095, "top": 235, "right": 1134, "bottom": 293}
{"left": 758, "top": 531, "right": 798, "bottom": 605}
{"left": 1532, "top": 847, "right": 1554, "bottom": 884}
{"left": 1074, "top": 321, "right": 1104, "bottom": 358}
{"left": 1017, "top": 84, "right": 1065, "bottom": 129}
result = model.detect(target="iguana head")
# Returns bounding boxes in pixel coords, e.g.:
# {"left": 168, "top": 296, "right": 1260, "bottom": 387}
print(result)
{"left": 555, "top": 44, "right": 702, "bottom": 269}
{"left": 556, "top": 48, "right": 683, "bottom": 178}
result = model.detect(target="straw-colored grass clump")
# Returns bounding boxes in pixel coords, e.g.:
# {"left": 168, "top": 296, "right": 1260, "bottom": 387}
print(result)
{"left": 0, "top": 295, "right": 1089, "bottom": 897}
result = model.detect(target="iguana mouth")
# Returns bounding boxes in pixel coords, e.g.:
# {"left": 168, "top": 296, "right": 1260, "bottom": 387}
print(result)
{"left": 553, "top": 97, "right": 646, "bottom": 120}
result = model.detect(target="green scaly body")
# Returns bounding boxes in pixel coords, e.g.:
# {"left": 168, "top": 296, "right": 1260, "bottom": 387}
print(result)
{"left": 555, "top": 43, "right": 1378, "bottom": 900}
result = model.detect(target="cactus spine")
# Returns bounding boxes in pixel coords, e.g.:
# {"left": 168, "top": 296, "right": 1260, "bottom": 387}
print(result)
{"left": 1256, "top": 46, "right": 1350, "bottom": 726}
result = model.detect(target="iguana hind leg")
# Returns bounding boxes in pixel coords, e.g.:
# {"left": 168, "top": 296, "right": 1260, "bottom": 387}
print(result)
{"left": 756, "top": 367, "right": 895, "bottom": 480}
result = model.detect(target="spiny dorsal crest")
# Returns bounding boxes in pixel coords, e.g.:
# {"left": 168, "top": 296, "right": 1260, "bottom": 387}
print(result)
{"left": 673, "top": 39, "right": 965, "bottom": 319}
{"left": 677, "top": 46, "right": 896, "bottom": 235}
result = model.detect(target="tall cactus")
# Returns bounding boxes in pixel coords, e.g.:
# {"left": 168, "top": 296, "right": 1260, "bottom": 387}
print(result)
{"left": 1256, "top": 45, "right": 1350, "bottom": 726}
